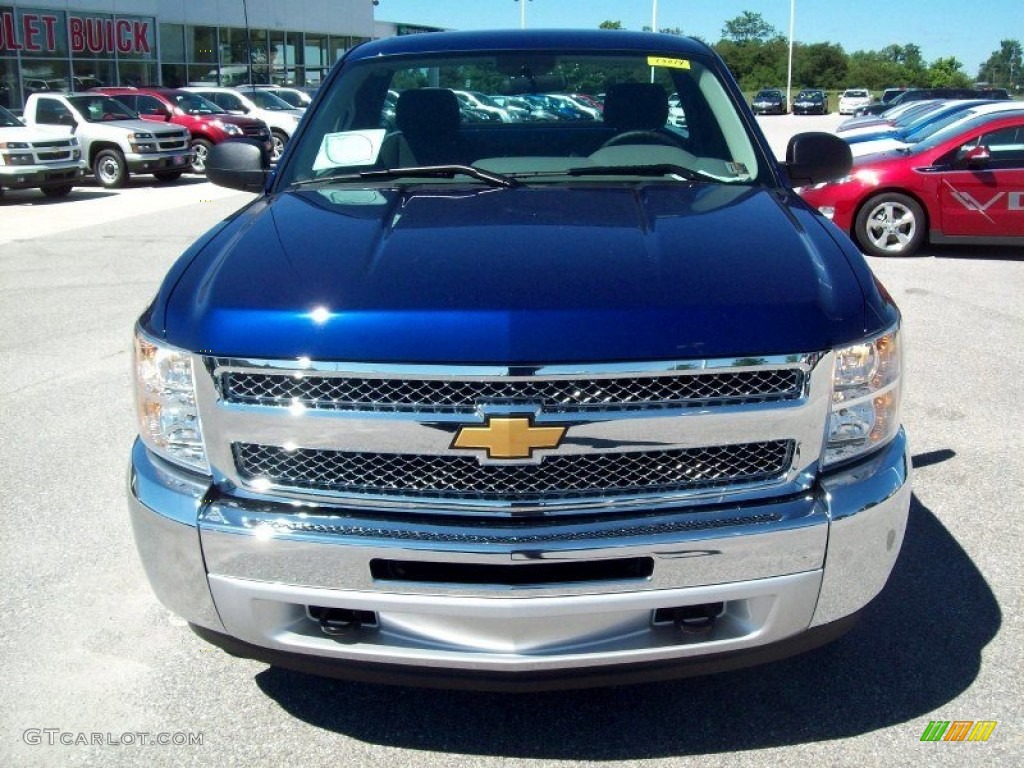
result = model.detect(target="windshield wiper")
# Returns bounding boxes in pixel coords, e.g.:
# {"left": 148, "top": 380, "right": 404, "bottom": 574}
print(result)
{"left": 291, "top": 164, "right": 519, "bottom": 189}
{"left": 564, "top": 164, "right": 717, "bottom": 182}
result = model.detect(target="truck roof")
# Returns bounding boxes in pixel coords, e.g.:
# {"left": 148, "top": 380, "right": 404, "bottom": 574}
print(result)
{"left": 346, "top": 29, "right": 715, "bottom": 61}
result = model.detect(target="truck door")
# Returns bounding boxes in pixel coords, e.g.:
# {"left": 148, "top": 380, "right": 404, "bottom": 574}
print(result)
{"left": 938, "top": 122, "right": 1024, "bottom": 239}
{"left": 32, "top": 97, "right": 75, "bottom": 137}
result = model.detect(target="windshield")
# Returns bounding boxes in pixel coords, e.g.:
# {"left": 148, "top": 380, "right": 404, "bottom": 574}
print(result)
{"left": 0, "top": 105, "right": 21, "bottom": 127}
{"left": 172, "top": 92, "right": 226, "bottom": 115}
{"left": 280, "top": 50, "right": 764, "bottom": 188}
{"left": 245, "top": 89, "right": 294, "bottom": 110}
{"left": 755, "top": 91, "right": 779, "bottom": 99}
{"left": 796, "top": 91, "right": 822, "bottom": 101}
{"left": 66, "top": 95, "right": 137, "bottom": 121}
{"left": 905, "top": 107, "right": 993, "bottom": 145}
{"left": 844, "top": 90, "right": 868, "bottom": 98}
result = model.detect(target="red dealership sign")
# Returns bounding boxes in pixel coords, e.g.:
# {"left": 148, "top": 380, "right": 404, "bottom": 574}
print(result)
{"left": 0, "top": 10, "right": 151, "bottom": 55}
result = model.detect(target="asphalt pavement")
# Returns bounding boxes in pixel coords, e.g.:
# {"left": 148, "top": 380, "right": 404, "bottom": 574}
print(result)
{"left": 1, "top": 116, "right": 1021, "bottom": 767}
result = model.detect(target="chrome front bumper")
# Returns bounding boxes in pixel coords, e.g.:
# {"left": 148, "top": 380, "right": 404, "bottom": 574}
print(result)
{"left": 127, "top": 430, "right": 911, "bottom": 681}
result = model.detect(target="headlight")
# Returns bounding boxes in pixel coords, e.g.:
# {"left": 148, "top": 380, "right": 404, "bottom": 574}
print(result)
{"left": 0, "top": 141, "right": 33, "bottom": 166}
{"left": 212, "top": 119, "right": 243, "bottom": 136}
{"left": 133, "top": 328, "right": 209, "bottom": 473}
{"left": 128, "top": 132, "right": 154, "bottom": 141}
{"left": 825, "top": 326, "right": 902, "bottom": 466}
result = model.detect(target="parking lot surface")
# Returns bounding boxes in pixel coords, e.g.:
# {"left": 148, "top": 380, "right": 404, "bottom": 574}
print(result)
{"left": 1, "top": 114, "right": 1021, "bottom": 767}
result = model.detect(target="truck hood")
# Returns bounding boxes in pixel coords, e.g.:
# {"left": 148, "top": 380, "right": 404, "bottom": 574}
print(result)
{"left": 161, "top": 184, "right": 870, "bottom": 363}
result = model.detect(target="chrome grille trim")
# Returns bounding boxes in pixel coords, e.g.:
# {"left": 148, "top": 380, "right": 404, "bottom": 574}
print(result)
{"left": 220, "top": 367, "right": 805, "bottom": 413}
{"left": 194, "top": 353, "right": 831, "bottom": 515}
{"left": 233, "top": 440, "right": 795, "bottom": 501}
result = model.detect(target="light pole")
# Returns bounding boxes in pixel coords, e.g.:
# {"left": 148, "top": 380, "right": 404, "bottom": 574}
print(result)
{"left": 785, "top": 0, "right": 795, "bottom": 115}
{"left": 652, "top": 0, "right": 658, "bottom": 33}
{"left": 514, "top": 0, "right": 532, "bottom": 29}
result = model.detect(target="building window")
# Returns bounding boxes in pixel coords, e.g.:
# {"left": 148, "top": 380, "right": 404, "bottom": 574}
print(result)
{"left": 187, "top": 25, "right": 217, "bottom": 64}
{"left": 159, "top": 23, "right": 185, "bottom": 63}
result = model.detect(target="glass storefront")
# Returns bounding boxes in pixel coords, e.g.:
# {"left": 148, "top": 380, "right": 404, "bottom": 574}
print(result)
{"left": 0, "top": 4, "right": 378, "bottom": 109}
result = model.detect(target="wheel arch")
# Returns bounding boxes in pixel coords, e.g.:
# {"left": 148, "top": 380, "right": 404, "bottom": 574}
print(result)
{"left": 851, "top": 186, "right": 932, "bottom": 237}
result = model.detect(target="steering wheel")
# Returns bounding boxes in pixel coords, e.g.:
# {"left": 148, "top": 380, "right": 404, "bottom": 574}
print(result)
{"left": 600, "top": 130, "right": 683, "bottom": 150}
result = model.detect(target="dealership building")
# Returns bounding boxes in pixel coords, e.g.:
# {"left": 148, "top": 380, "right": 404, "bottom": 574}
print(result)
{"left": 0, "top": 1, "right": 438, "bottom": 109}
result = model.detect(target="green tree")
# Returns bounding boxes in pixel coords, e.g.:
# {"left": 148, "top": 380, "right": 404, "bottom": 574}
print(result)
{"left": 794, "top": 42, "right": 848, "bottom": 90}
{"left": 926, "top": 56, "right": 972, "bottom": 87}
{"left": 977, "top": 39, "right": 1023, "bottom": 90}
{"left": 598, "top": 20, "right": 623, "bottom": 30}
{"left": 722, "top": 11, "right": 777, "bottom": 44}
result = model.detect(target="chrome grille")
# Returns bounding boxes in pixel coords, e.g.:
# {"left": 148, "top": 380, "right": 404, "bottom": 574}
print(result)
{"left": 221, "top": 368, "right": 804, "bottom": 413}
{"left": 233, "top": 440, "right": 795, "bottom": 501}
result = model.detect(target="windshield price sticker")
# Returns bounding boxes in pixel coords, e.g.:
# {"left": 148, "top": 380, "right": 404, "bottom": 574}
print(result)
{"left": 647, "top": 56, "right": 691, "bottom": 70}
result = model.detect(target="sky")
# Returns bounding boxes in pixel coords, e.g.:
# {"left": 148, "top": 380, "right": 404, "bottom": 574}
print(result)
{"left": 375, "top": 0, "right": 1023, "bottom": 78}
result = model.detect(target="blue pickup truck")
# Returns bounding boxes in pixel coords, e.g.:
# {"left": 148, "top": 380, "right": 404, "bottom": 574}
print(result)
{"left": 129, "top": 30, "right": 910, "bottom": 690}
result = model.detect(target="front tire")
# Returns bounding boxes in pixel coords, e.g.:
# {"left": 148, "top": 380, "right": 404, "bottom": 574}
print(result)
{"left": 190, "top": 138, "right": 213, "bottom": 174}
{"left": 41, "top": 184, "right": 74, "bottom": 198}
{"left": 270, "top": 130, "right": 288, "bottom": 162}
{"left": 94, "top": 149, "right": 127, "bottom": 188}
{"left": 854, "top": 193, "right": 926, "bottom": 257}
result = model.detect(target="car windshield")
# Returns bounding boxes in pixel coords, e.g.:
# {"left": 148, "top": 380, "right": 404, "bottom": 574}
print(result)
{"left": 844, "top": 90, "right": 868, "bottom": 98}
{"left": 908, "top": 111, "right": 1021, "bottom": 154}
{"left": 66, "top": 95, "right": 137, "bottom": 121}
{"left": 756, "top": 91, "right": 779, "bottom": 99}
{"left": 173, "top": 92, "right": 226, "bottom": 115}
{"left": 280, "top": 50, "right": 764, "bottom": 188}
{"left": 245, "top": 89, "right": 294, "bottom": 110}
{"left": 797, "top": 91, "right": 821, "bottom": 101}
{"left": 0, "top": 105, "right": 21, "bottom": 127}
{"left": 904, "top": 107, "right": 998, "bottom": 145}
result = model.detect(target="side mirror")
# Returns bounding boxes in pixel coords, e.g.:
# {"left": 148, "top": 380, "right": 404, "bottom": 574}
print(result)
{"left": 206, "top": 139, "right": 270, "bottom": 192}
{"left": 785, "top": 131, "right": 852, "bottom": 187}
{"left": 963, "top": 144, "right": 990, "bottom": 168}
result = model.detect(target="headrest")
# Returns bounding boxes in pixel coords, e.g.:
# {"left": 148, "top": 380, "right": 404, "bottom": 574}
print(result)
{"left": 395, "top": 88, "right": 461, "bottom": 136}
{"left": 602, "top": 83, "right": 670, "bottom": 131}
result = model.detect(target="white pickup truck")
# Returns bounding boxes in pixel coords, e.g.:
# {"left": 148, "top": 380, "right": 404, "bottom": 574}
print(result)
{"left": 0, "top": 105, "right": 86, "bottom": 198}
{"left": 22, "top": 93, "right": 192, "bottom": 188}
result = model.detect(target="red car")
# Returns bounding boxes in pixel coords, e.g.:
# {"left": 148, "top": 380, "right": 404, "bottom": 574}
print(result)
{"left": 91, "top": 87, "right": 272, "bottom": 174}
{"left": 800, "top": 109, "right": 1024, "bottom": 256}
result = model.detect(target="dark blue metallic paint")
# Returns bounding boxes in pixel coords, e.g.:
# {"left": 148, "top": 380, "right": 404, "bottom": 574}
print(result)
{"left": 155, "top": 184, "right": 877, "bottom": 363}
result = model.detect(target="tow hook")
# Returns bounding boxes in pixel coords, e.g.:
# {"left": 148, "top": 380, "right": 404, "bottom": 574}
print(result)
{"left": 309, "top": 607, "right": 365, "bottom": 636}
{"left": 670, "top": 605, "right": 719, "bottom": 635}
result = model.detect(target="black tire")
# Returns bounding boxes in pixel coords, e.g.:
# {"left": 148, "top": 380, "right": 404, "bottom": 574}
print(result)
{"left": 190, "top": 138, "right": 213, "bottom": 174}
{"left": 41, "top": 184, "right": 74, "bottom": 198}
{"left": 270, "top": 129, "right": 288, "bottom": 162}
{"left": 153, "top": 170, "right": 184, "bottom": 182}
{"left": 94, "top": 148, "right": 127, "bottom": 188}
{"left": 854, "top": 193, "right": 926, "bottom": 257}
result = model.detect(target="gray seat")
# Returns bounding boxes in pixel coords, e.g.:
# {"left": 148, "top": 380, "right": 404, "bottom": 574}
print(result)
{"left": 379, "top": 88, "right": 471, "bottom": 167}
{"left": 600, "top": 83, "right": 675, "bottom": 147}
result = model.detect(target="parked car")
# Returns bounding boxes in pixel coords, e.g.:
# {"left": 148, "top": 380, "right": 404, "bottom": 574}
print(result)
{"left": 0, "top": 104, "right": 86, "bottom": 197}
{"left": 751, "top": 88, "right": 786, "bottom": 114}
{"left": 252, "top": 84, "right": 314, "bottom": 110}
{"left": 852, "top": 87, "right": 1012, "bottom": 117}
{"left": 793, "top": 89, "right": 827, "bottom": 115}
{"left": 92, "top": 87, "right": 272, "bottom": 174}
{"left": 838, "top": 88, "right": 872, "bottom": 115}
{"left": 800, "top": 108, "right": 1024, "bottom": 256}
{"left": 182, "top": 86, "right": 302, "bottom": 161}
{"left": 132, "top": 30, "right": 910, "bottom": 691}
{"left": 452, "top": 90, "right": 515, "bottom": 122}
{"left": 846, "top": 100, "right": 1021, "bottom": 157}
{"left": 22, "top": 92, "right": 191, "bottom": 187}
{"left": 837, "top": 99, "right": 941, "bottom": 133}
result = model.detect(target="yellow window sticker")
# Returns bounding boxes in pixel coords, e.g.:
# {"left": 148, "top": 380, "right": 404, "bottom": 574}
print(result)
{"left": 647, "top": 56, "right": 690, "bottom": 70}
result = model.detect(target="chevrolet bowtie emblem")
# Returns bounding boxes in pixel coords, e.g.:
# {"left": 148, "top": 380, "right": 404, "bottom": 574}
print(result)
{"left": 452, "top": 417, "right": 567, "bottom": 460}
